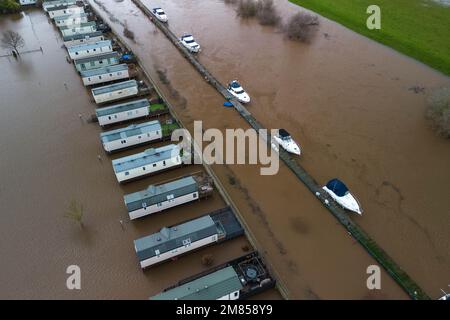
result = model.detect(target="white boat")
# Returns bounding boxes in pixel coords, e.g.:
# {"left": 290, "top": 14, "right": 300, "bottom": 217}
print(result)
{"left": 322, "top": 179, "right": 362, "bottom": 215}
{"left": 438, "top": 286, "right": 450, "bottom": 300}
{"left": 227, "top": 80, "right": 250, "bottom": 104}
{"left": 151, "top": 7, "right": 168, "bottom": 22}
{"left": 273, "top": 129, "right": 301, "bottom": 155}
{"left": 180, "top": 34, "right": 200, "bottom": 53}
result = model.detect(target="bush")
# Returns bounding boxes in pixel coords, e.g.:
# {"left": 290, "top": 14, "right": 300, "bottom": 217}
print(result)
{"left": 426, "top": 87, "right": 450, "bottom": 138}
{"left": 237, "top": 0, "right": 258, "bottom": 18}
{"left": 0, "top": 0, "right": 21, "bottom": 13}
{"left": 283, "top": 12, "right": 319, "bottom": 42}
{"left": 201, "top": 254, "right": 214, "bottom": 266}
{"left": 256, "top": 0, "right": 280, "bottom": 26}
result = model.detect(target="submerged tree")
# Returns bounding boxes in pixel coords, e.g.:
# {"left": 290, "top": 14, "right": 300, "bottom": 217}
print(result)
{"left": 64, "top": 200, "right": 85, "bottom": 228}
{"left": 283, "top": 12, "right": 319, "bottom": 43}
{"left": 1, "top": 30, "right": 25, "bottom": 55}
{"left": 426, "top": 87, "right": 450, "bottom": 138}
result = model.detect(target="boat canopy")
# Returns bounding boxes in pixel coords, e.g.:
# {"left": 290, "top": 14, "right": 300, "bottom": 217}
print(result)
{"left": 279, "top": 129, "right": 291, "bottom": 138}
{"left": 326, "top": 179, "right": 349, "bottom": 197}
{"left": 230, "top": 81, "right": 241, "bottom": 88}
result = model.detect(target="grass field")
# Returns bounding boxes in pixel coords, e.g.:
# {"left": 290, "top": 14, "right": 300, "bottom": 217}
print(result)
{"left": 290, "top": 0, "right": 450, "bottom": 76}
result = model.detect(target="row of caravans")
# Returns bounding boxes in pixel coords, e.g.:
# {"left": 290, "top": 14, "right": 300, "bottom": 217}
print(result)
{"left": 45, "top": 1, "right": 273, "bottom": 301}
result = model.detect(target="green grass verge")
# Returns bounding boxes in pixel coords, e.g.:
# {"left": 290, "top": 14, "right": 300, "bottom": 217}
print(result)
{"left": 161, "top": 122, "right": 180, "bottom": 137}
{"left": 149, "top": 103, "right": 167, "bottom": 112}
{"left": 289, "top": 0, "right": 450, "bottom": 76}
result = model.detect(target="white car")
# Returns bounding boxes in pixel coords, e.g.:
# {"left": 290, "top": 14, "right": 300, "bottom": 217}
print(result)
{"left": 227, "top": 80, "right": 250, "bottom": 104}
{"left": 322, "top": 179, "right": 363, "bottom": 215}
{"left": 273, "top": 129, "right": 301, "bottom": 155}
{"left": 180, "top": 34, "right": 200, "bottom": 53}
{"left": 151, "top": 7, "right": 168, "bottom": 22}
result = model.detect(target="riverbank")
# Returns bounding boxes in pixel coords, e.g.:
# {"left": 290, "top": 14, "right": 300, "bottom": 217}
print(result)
{"left": 290, "top": 0, "right": 450, "bottom": 76}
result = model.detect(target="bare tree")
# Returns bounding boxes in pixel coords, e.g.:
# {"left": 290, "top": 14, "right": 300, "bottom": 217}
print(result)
{"left": 256, "top": 0, "right": 280, "bottom": 26}
{"left": 426, "top": 87, "right": 450, "bottom": 138}
{"left": 1, "top": 30, "right": 25, "bottom": 55}
{"left": 237, "top": 0, "right": 258, "bottom": 18}
{"left": 283, "top": 12, "right": 319, "bottom": 43}
{"left": 64, "top": 199, "right": 85, "bottom": 228}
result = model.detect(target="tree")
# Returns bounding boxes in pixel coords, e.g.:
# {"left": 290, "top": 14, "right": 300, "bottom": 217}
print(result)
{"left": 283, "top": 12, "right": 319, "bottom": 43}
{"left": 1, "top": 30, "right": 25, "bottom": 55}
{"left": 426, "top": 87, "right": 450, "bottom": 138}
{"left": 0, "top": 0, "right": 21, "bottom": 14}
{"left": 64, "top": 199, "right": 85, "bottom": 228}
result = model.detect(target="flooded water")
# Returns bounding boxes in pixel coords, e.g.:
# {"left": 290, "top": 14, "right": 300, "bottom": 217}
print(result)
{"left": 85, "top": 0, "right": 450, "bottom": 299}
{"left": 1, "top": 0, "right": 449, "bottom": 299}
{"left": 0, "top": 9, "right": 281, "bottom": 299}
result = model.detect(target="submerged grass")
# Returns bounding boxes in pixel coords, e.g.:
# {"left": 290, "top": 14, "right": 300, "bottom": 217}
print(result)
{"left": 290, "top": 0, "right": 450, "bottom": 76}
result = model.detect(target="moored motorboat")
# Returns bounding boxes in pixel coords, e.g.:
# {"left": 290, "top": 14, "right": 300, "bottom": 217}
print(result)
{"left": 180, "top": 33, "right": 201, "bottom": 53}
{"left": 273, "top": 129, "right": 301, "bottom": 155}
{"left": 227, "top": 80, "right": 250, "bottom": 104}
{"left": 151, "top": 7, "right": 168, "bottom": 22}
{"left": 322, "top": 179, "right": 362, "bottom": 215}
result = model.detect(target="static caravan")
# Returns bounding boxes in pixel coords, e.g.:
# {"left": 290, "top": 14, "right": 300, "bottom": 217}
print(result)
{"left": 80, "top": 63, "right": 129, "bottom": 86}
{"left": 63, "top": 31, "right": 105, "bottom": 48}
{"left": 19, "top": 0, "right": 37, "bottom": 5}
{"left": 43, "top": 0, "right": 76, "bottom": 12}
{"left": 59, "top": 22, "right": 97, "bottom": 37}
{"left": 124, "top": 175, "right": 213, "bottom": 220}
{"left": 134, "top": 216, "right": 220, "bottom": 269}
{"left": 74, "top": 51, "right": 119, "bottom": 72}
{"left": 151, "top": 251, "right": 275, "bottom": 300}
{"left": 100, "top": 120, "right": 162, "bottom": 152}
{"left": 134, "top": 207, "right": 244, "bottom": 269}
{"left": 112, "top": 144, "right": 182, "bottom": 183}
{"left": 67, "top": 40, "right": 112, "bottom": 60}
{"left": 152, "top": 267, "right": 243, "bottom": 300}
{"left": 95, "top": 99, "right": 149, "bottom": 126}
{"left": 54, "top": 13, "right": 89, "bottom": 27}
{"left": 47, "top": 5, "right": 84, "bottom": 19}
{"left": 91, "top": 80, "right": 138, "bottom": 104}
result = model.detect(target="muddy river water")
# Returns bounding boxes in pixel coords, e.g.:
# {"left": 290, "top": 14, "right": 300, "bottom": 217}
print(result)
{"left": 0, "top": 0, "right": 449, "bottom": 299}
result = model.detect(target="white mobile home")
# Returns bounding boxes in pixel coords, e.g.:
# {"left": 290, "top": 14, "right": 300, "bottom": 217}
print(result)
{"left": 124, "top": 176, "right": 201, "bottom": 220}
{"left": 47, "top": 5, "right": 84, "bottom": 19}
{"left": 43, "top": 0, "right": 76, "bottom": 12}
{"left": 68, "top": 40, "right": 112, "bottom": 60}
{"left": 74, "top": 51, "right": 119, "bottom": 72}
{"left": 19, "top": 0, "right": 37, "bottom": 5}
{"left": 100, "top": 120, "right": 162, "bottom": 153}
{"left": 54, "top": 13, "right": 89, "bottom": 27}
{"left": 95, "top": 99, "right": 149, "bottom": 126}
{"left": 134, "top": 216, "right": 221, "bottom": 268}
{"left": 80, "top": 63, "right": 129, "bottom": 86}
{"left": 59, "top": 21, "right": 97, "bottom": 37}
{"left": 91, "top": 80, "right": 138, "bottom": 104}
{"left": 63, "top": 31, "right": 105, "bottom": 48}
{"left": 151, "top": 266, "right": 243, "bottom": 300}
{"left": 112, "top": 144, "right": 182, "bottom": 183}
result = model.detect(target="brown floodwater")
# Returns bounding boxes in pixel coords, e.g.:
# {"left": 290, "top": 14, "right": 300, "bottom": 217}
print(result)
{"left": 85, "top": 0, "right": 450, "bottom": 299}
{"left": 0, "top": 8, "right": 282, "bottom": 299}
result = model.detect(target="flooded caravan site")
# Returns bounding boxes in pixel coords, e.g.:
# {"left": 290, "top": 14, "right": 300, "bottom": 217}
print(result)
{"left": 0, "top": 0, "right": 448, "bottom": 300}
{"left": 0, "top": 9, "right": 280, "bottom": 299}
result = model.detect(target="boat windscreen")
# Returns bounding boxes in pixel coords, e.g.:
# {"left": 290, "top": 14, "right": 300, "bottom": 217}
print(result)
{"left": 279, "top": 129, "right": 290, "bottom": 138}
{"left": 231, "top": 81, "right": 241, "bottom": 88}
{"left": 326, "top": 179, "right": 349, "bottom": 197}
